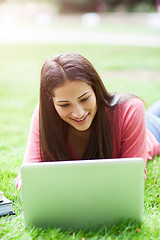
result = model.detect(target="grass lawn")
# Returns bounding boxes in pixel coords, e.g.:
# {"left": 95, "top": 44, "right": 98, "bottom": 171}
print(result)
{"left": 0, "top": 43, "right": 160, "bottom": 239}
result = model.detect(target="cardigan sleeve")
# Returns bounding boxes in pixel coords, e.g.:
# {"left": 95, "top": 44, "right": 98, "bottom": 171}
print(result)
{"left": 119, "top": 98, "right": 147, "bottom": 179}
{"left": 22, "top": 104, "right": 41, "bottom": 164}
{"left": 120, "top": 98, "right": 147, "bottom": 162}
{"left": 16, "top": 104, "right": 41, "bottom": 189}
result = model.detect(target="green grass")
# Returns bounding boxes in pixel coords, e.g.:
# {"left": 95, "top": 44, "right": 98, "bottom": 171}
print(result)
{"left": 0, "top": 43, "right": 160, "bottom": 239}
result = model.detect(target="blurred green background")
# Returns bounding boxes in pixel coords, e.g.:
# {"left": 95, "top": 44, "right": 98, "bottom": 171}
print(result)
{"left": 0, "top": 1, "right": 160, "bottom": 239}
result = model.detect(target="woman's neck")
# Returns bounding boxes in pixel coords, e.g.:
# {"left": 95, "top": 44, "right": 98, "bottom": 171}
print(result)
{"left": 67, "top": 126, "right": 91, "bottom": 159}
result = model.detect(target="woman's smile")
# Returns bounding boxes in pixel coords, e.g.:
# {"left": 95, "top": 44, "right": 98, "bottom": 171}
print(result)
{"left": 53, "top": 81, "right": 97, "bottom": 131}
{"left": 71, "top": 113, "right": 89, "bottom": 123}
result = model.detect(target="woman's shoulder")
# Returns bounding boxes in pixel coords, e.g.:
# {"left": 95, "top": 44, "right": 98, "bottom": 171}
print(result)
{"left": 118, "top": 96, "right": 146, "bottom": 128}
{"left": 123, "top": 95, "right": 144, "bottom": 108}
{"left": 32, "top": 103, "right": 39, "bottom": 118}
{"left": 34, "top": 102, "right": 39, "bottom": 111}
{"left": 109, "top": 93, "right": 145, "bottom": 112}
{"left": 30, "top": 103, "right": 40, "bottom": 128}
{"left": 106, "top": 94, "right": 145, "bottom": 124}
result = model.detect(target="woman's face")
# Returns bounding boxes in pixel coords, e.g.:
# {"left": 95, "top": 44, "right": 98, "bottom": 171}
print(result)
{"left": 53, "top": 80, "right": 97, "bottom": 131}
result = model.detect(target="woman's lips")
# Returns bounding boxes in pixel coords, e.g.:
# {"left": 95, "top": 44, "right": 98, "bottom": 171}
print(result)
{"left": 71, "top": 114, "right": 89, "bottom": 123}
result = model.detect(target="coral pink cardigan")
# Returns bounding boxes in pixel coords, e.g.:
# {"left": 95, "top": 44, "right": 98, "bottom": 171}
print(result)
{"left": 16, "top": 98, "right": 160, "bottom": 187}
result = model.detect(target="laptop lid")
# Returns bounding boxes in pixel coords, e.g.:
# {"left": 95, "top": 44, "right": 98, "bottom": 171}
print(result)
{"left": 21, "top": 158, "right": 144, "bottom": 230}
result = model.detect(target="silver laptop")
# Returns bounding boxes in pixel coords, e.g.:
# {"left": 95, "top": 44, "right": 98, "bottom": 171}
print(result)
{"left": 21, "top": 158, "right": 144, "bottom": 230}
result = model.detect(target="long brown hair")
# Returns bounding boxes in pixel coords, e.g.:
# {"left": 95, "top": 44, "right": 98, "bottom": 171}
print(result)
{"left": 39, "top": 52, "right": 130, "bottom": 161}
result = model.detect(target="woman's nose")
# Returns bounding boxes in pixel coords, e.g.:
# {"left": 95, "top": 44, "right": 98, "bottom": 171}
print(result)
{"left": 72, "top": 104, "right": 85, "bottom": 118}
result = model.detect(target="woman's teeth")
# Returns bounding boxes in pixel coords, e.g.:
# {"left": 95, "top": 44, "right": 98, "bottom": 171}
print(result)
{"left": 74, "top": 115, "right": 87, "bottom": 122}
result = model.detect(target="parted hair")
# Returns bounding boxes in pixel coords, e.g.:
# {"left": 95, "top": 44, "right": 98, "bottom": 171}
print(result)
{"left": 39, "top": 52, "right": 131, "bottom": 161}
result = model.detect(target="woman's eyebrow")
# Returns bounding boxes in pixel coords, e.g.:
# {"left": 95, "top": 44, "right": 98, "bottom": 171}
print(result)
{"left": 56, "top": 91, "right": 91, "bottom": 103}
{"left": 77, "top": 91, "right": 90, "bottom": 99}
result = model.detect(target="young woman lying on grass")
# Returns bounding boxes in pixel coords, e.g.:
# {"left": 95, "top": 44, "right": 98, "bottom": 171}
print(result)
{"left": 16, "top": 52, "right": 160, "bottom": 190}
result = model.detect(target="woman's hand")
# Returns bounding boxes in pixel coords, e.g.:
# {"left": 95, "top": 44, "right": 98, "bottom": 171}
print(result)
{"left": 17, "top": 178, "right": 22, "bottom": 191}
{"left": 16, "top": 173, "right": 22, "bottom": 191}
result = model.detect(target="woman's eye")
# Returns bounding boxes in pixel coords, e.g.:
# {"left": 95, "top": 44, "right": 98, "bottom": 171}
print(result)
{"left": 58, "top": 104, "right": 70, "bottom": 108}
{"left": 81, "top": 96, "right": 90, "bottom": 102}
